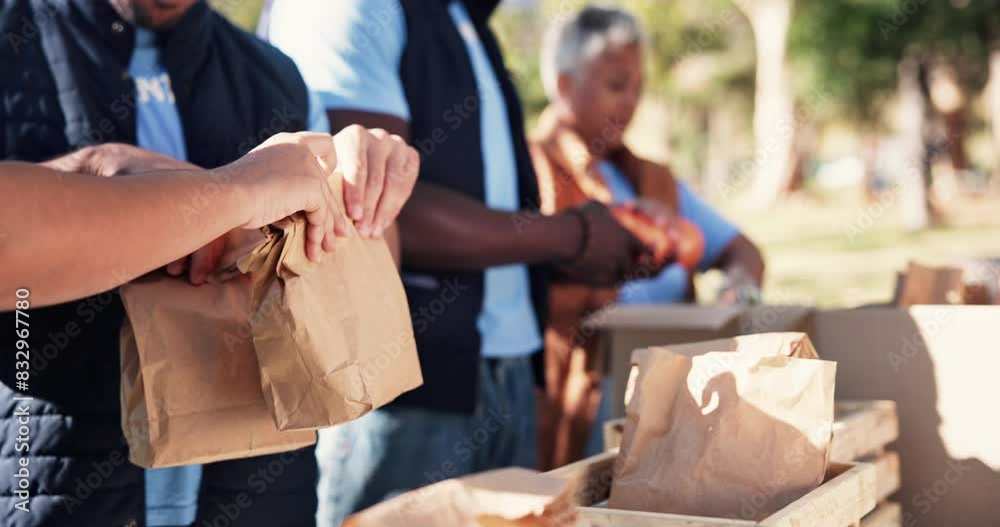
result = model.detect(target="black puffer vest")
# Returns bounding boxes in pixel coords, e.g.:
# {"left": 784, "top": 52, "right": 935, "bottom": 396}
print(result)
{"left": 0, "top": 1, "right": 309, "bottom": 524}
{"left": 393, "top": 0, "right": 549, "bottom": 414}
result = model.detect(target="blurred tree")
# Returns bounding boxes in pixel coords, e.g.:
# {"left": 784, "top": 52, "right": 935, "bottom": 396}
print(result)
{"left": 210, "top": 0, "right": 264, "bottom": 31}
{"left": 732, "top": 0, "right": 797, "bottom": 208}
{"left": 791, "top": 0, "right": 1000, "bottom": 230}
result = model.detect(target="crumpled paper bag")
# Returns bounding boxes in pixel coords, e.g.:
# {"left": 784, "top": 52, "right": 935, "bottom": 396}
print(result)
{"left": 237, "top": 174, "right": 422, "bottom": 431}
{"left": 120, "top": 270, "right": 316, "bottom": 468}
{"left": 343, "top": 468, "right": 577, "bottom": 527}
{"left": 609, "top": 332, "right": 836, "bottom": 520}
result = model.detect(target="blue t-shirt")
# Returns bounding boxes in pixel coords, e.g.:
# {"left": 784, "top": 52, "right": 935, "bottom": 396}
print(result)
{"left": 266, "top": 0, "right": 543, "bottom": 359}
{"left": 129, "top": 27, "right": 329, "bottom": 526}
{"left": 597, "top": 160, "right": 740, "bottom": 304}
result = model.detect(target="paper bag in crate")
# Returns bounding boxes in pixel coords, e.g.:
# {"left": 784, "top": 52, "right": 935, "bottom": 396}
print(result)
{"left": 238, "top": 174, "right": 422, "bottom": 431}
{"left": 120, "top": 271, "right": 315, "bottom": 468}
{"left": 609, "top": 332, "right": 836, "bottom": 519}
{"left": 343, "top": 468, "right": 577, "bottom": 527}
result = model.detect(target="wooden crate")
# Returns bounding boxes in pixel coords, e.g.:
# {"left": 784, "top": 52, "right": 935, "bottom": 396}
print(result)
{"left": 599, "top": 400, "right": 901, "bottom": 526}
{"left": 547, "top": 449, "right": 877, "bottom": 526}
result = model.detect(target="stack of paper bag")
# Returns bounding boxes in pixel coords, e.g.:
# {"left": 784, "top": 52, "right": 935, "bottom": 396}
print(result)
{"left": 609, "top": 333, "right": 836, "bottom": 520}
{"left": 343, "top": 468, "right": 577, "bottom": 527}
{"left": 238, "top": 173, "right": 421, "bottom": 431}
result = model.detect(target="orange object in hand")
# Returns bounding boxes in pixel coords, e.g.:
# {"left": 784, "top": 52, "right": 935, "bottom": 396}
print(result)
{"left": 669, "top": 218, "right": 705, "bottom": 270}
{"left": 610, "top": 205, "right": 674, "bottom": 267}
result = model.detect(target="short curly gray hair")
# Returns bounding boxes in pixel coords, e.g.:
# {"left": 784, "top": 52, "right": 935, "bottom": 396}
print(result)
{"left": 540, "top": 5, "right": 645, "bottom": 102}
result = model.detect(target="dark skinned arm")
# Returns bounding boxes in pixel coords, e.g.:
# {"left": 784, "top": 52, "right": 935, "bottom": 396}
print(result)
{"left": 328, "top": 110, "right": 585, "bottom": 270}
{"left": 714, "top": 234, "right": 765, "bottom": 286}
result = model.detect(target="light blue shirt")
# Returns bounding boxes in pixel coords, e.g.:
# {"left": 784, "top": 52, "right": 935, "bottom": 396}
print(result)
{"left": 597, "top": 160, "right": 740, "bottom": 304}
{"left": 267, "top": 0, "right": 542, "bottom": 358}
{"left": 129, "top": 27, "right": 329, "bottom": 526}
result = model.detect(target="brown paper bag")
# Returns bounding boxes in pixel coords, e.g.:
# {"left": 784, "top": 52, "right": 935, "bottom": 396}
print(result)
{"left": 238, "top": 175, "right": 422, "bottom": 431}
{"left": 609, "top": 332, "right": 836, "bottom": 520}
{"left": 120, "top": 272, "right": 316, "bottom": 468}
{"left": 343, "top": 468, "right": 577, "bottom": 527}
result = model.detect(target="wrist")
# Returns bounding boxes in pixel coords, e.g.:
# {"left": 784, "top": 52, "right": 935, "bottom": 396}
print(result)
{"left": 211, "top": 164, "right": 255, "bottom": 229}
{"left": 546, "top": 211, "right": 587, "bottom": 262}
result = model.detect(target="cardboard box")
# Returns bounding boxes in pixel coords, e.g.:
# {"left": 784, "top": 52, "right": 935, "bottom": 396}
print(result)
{"left": 894, "top": 261, "right": 996, "bottom": 306}
{"left": 590, "top": 304, "right": 1000, "bottom": 527}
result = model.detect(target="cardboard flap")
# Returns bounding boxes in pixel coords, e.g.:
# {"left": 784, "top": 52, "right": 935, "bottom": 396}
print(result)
{"left": 625, "top": 333, "right": 819, "bottom": 408}
{"left": 631, "top": 332, "right": 819, "bottom": 362}
{"left": 588, "top": 304, "right": 744, "bottom": 331}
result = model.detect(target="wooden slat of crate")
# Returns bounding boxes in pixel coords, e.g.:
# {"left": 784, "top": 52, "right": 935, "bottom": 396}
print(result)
{"left": 872, "top": 452, "right": 901, "bottom": 503}
{"left": 860, "top": 502, "right": 901, "bottom": 527}
{"left": 831, "top": 401, "right": 899, "bottom": 462}
{"left": 603, "top": 400, "right": 899, "bottom": 459}
{"left": 548, "top": 450, "right": 877, "bottom": 527}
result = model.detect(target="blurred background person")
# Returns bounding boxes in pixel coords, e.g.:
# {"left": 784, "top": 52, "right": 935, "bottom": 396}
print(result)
{"left": 530, "top": 6, "right": 765, "bottom": 470}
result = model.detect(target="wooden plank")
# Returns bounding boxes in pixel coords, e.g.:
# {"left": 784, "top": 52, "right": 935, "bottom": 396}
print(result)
{"left": 548, "top": 449, "right": 618, "bottom": 506}
{"left": 576, "top": 506, "right": 757, "bottom": 527}
{"left": 860, "top": 502, "right": 902, "bottom": 527}
{"left": 605, "top": 401, "right": 899, "bottom": 460}
{"left": 831, "top": 401, "right": 899, "bottom": 462}
{"left": 759, "top": 462, "right": 877, "bottom": 527}
{"left": 872, "top": 452, "right": 901, "bottom": 503}
{"left": 549, "top": 453, "right": 876, "bottom": 526}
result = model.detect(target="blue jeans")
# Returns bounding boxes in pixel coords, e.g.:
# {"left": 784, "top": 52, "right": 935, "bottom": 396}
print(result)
{"left": 316, "top": 356, "right": 537, "bottom": 526}
{"left": 146, "top": 466, "right": 201, "bottom": 526}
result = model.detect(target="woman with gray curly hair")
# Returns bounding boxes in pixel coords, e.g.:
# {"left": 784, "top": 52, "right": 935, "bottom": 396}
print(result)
{"left": 531, "top": 5, "right": 765, "bottom": 470}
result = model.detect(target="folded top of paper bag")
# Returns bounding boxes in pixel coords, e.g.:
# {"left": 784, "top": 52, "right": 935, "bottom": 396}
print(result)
{"left": 624, "top": 332, "right": 818, "bottom": 406}
{"left": 342, "top": 468, "right": 577, "bottom": 527}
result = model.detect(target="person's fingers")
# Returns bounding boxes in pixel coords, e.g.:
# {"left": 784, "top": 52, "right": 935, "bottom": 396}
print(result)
{"left": 188, "top": 236, "right": 226, "bottom": 285}
{"left": 359, "top": 129, "right": 392, "bottom": 236}
{"left": 322, "top": 205, "right": 337, "bottom": 252}
{"left": 166, "top": 257, "right": 188, "bottom": 277}
{"left": 333, "top": 125, "right": 368, "bottom": 223}
{"left": 301, "top": 166, "right": 330, "bottom": 262}
{"left": 370, "top": 141, "right": 419, "bottom": 237}
{"left": 304, "top": 206, "right": 326, "bottom": 262}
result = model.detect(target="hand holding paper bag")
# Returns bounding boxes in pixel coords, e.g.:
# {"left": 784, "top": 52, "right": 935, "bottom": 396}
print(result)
{"left": 120, "top": 172, "right": 421, "bottom": 466}
{"left": 238, "top": 173, "right": 422, "bottom": 431}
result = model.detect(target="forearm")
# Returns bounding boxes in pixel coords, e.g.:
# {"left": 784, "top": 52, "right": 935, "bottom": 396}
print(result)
{"left": 1, "top": 163, "right": 248, "bottom": 307}
{"left": 397, "top": 182, "right": 581, "bottom": 270}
